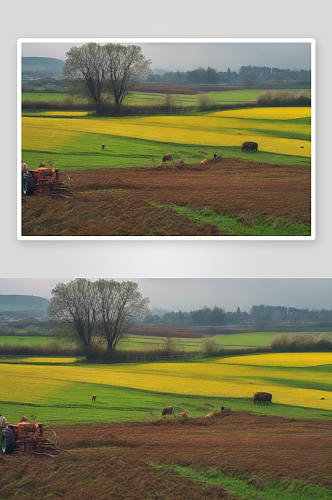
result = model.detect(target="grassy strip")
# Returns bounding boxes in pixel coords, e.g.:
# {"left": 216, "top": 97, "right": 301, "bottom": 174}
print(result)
{"left": 151, "top": 464, "right": 332, "bottom": 500}
{"left": 154, "top": 204, "right": 311, "bottom": 237}
{"left": 1, "top": 374, "right": 331, "bottom": 425}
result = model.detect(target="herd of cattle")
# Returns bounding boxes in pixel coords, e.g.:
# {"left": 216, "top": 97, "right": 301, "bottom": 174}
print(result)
{"left": 158, "top": 392, "right": 271, "bottom": 422}
{"left": 99, "top": 141, "right": 258, "bottom": 166}
{"left": 159, "top": 142, "right": 258, "bottom": 166}
{"left": 91, "top": 390, "right": 272, "bottom": 420}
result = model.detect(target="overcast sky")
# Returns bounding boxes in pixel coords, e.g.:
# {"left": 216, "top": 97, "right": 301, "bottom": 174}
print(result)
{"left": 0, "top": 278, "right": 330, "bottom": 312}
{"left": 21, "top": 41, "right": 311, "bottom": 72}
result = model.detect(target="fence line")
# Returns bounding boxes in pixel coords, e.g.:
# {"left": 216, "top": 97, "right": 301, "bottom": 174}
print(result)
{"left": 126, "top": 352, "right": 198, "bottom": 363}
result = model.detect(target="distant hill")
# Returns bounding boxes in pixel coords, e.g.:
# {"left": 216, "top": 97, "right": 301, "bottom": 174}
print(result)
{"left": 0, "top": 295, "right": 49, "bottom": 313}
{"left": 22, "top": 57, "right": 65, "bottom": 72}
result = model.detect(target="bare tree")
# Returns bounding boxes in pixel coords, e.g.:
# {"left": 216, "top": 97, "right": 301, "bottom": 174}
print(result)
{"left": 96, "top": 279, "right": 150, "bottom": 352}
{"left": 48, "top": 279, "right": 99, "bottom": 347}
{"left": 63, "top": 43, "right": 108, "bottom": 103}
{"left": 104, "top": 44, "right": 152, "bottom": 107}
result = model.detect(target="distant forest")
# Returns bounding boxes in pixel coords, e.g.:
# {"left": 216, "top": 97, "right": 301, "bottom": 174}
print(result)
{"left": 144, "top": 305, "right": 332, "bottom": 327}
{"left": 21, "top": 57, "right": 310, "bottom": 87}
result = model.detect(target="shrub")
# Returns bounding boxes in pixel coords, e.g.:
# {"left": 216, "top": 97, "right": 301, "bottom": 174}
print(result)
{"left": 196, "top": 94, "right": 215, "bottom": 111}
{"left": 256, "top": 90, "right": 311, "bottom": 107}
{"left": 271, "top": 332, "right": 332, "bottom": 352}
{"left": 201, "top": 337, "right": 222, "bottom": 356}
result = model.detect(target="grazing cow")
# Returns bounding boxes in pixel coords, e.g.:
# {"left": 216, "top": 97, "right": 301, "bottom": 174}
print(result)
{"left": 241, "top": 141, "right": 258, "bottom": 152}
{"left": 162, "top": 153, "right": 173, "bottom": 163}
{"left": 162, "top": 406, "right": 175, "bottom": 417}
{"left": 92, "top": 394, "right": 96, "bottom": 402}
{"left": 204, "top": 412, "right": 215, "bottom": 419}
{"left": 102, "top": 144, "right": 105, "bottom": 150}
{"left": 253, "top": 392, "right": 272, "bottom": 404}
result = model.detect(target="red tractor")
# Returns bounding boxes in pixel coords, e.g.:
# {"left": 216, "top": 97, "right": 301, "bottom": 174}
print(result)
{"left": 22, "top": 162, "right": 73, "bottom": 198}
{"left": 1, "top": 419, "right": 60, "bottom": 457}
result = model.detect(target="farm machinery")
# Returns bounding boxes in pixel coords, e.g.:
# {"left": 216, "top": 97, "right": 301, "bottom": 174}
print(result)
{"left": 22, "top": 161, "right": 74, "bottom": 199}
{"left": 1, "top": 418, "right": 61, "bottom": 457}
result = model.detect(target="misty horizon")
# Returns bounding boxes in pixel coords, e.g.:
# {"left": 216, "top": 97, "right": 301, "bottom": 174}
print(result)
{"left": 0, "top": 279, "right": 331, "bottom": 313}
{"left": 21, "top": 41, "right": 311, "bottom": 73}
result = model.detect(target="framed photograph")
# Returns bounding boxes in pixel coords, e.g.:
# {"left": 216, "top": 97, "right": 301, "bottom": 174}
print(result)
{"left": 1, "top": 277, "right": 331, "bottom": 497}
{"left": 18, "top": 38, "right": 315, "bottom": 240}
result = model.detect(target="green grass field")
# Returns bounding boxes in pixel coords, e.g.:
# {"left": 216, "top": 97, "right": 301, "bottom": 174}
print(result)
{"left": 22, "top": 89, "right": 310, "bottom": 106}
{"left": 22, "top": 89, "right": 265, "bottom": 106}
{"left": 2, "top": 331, "right": 331, "bottom": 350}
{"left": 0, "top": 352, "right": 331, "bottom": 425}
{"left": 21, "top": 107, "right": 311, "bottom": 170}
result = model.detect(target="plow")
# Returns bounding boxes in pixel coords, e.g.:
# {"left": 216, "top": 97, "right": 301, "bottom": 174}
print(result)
{"left": 1, "top": 419, "right": 61, "bottom": 458}
{"left": 22, "top": 161, "right": 75, "bottom": 199}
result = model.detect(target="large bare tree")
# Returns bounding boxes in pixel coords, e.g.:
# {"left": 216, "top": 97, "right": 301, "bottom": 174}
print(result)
{"left": 96, "top": 279, "right": 150, "bottom": 352}
{"left": 63, "top": 43, "right": 108, "bottom": 103}
{"left": 104, "top": 44, "right": 152, "bottom": 107}
{"left": 48, "top": 279, "right": 99, "bottom": 347}
{"left": 48, "top": 279, "right": 150, "bottom": 353}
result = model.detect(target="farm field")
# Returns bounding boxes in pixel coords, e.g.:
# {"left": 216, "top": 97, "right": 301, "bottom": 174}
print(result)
{"left": 3, "top": 330, "right": 331, "bottom": 350}
{"left": 0, "top": 352, "right": 331, "bottom": 425}
{"left": 22, "top": 88, "right": 310, "bottom": 106}
{"left": 1, "top": 352, "right": 331, "bottom": 500}
{"left": 21, "top": 106, "right": 311, "bottom": 237}
{"left": 22, "top": 89, "right": 264, "bottom": 106}
{"left": 22, "top": 159, "right": 311, "bottom": 236}
{"left": 1, "top": 415, "right": 332, "bottom": 500}
{"left": 22, "top": 107, "right": 311, "bottom": 170}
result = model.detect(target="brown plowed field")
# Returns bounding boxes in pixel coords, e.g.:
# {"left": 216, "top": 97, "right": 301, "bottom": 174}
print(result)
{"left": 21, "top": 159, "right": 311, "bottom": 236}
{"left": 1, "top": 413, "right": 331, "bottom": 499}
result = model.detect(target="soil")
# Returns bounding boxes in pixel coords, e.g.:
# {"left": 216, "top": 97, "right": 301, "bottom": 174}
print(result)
{"left": 1, "top": 413, "right": 331, "bottom": 500}
{"left": 21, "top": 159, "right": 311, "bottom": 237}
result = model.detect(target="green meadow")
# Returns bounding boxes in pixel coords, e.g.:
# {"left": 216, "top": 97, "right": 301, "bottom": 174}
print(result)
{"left": 2, "top": 331, "right": 331, "bottom": 350}
{"left": 22, "top": 89, "right": 310, "bottom": 106}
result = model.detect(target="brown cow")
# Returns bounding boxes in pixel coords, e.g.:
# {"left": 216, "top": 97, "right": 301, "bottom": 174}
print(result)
{"left": 162, "top": 406, "right": 175, "bottom": 417}
{"left": 92, "top": 395, "right": 96, "bottom": 402}
{"left": 102, "top": 144, "right": 105, "bottom": 150}
{"left": 162, "top": 153, "right": 173, "bottom": 163}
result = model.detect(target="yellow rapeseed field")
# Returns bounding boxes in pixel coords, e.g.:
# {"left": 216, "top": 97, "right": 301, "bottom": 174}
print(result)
{"left": 22, "top": 120, "right": 83, "bottom": 151}
{"left": 0, "top": 369, "right": 71, "bottom": 403}
{"left": 19, "top": 357, "right": 77, "bottom": 363}
{"left": 211, "top": 107, "right": 311, "bottom": 120}
{"left": 22, "top": 112, "right": 310, "bottom": 158}
{"left": 0, "top": 352, "right": 330, "bottom": 411}
{"left": 216, "top": 352, "right": 332, "bottom": 367}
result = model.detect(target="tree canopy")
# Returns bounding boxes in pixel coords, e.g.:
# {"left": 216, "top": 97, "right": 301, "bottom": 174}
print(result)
{"left": 63, "top": 43, "right": 152, "bottom": 107}
{"left": 63, "top": 43, "right": 108, "bottom": 103}
{"left": 48, "top": 279, "right": 150, "bottom": 352}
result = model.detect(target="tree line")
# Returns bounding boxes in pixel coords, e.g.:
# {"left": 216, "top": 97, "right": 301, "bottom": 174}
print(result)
{"left": 147, "top": 65, "right": 311, "bottom": 86}
{"left": 144, "top": 304, "right": 332, "bottom": 327}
